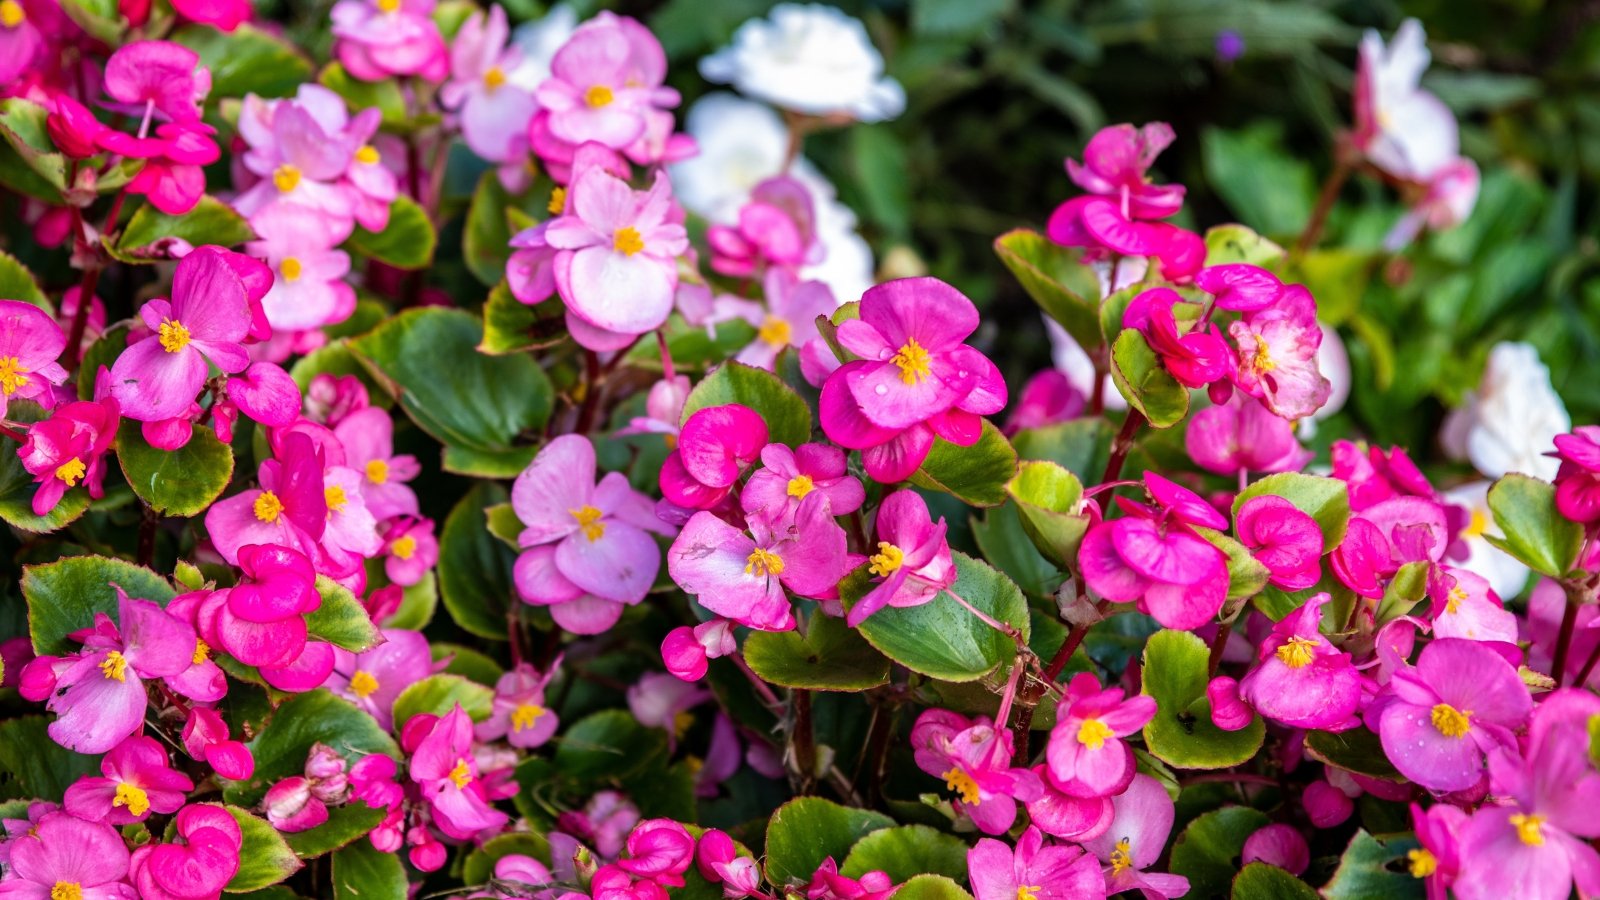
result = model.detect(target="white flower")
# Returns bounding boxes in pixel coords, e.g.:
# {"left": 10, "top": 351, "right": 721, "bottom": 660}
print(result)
{"left": 1441, "top": 480, "right": 1529, "bottom": 600}
{"left": 510, "top": 3, "right": 578, "bottom": 90}
{"left": 1356, "top": 18, "right": 1459, "bottom": 183}
{"left": 1298, "top": 326, "right": 1351, "bottom": 440}
{"left": 1440, "top": 341, "right": 1569, "bottom": 481}
{"left": 699, "top": 3, "right": 905, "bottom": 122}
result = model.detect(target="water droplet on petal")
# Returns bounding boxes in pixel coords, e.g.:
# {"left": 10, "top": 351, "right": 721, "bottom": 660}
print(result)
{"left": 874, "top": 384, "right": 888, "bottom": 396}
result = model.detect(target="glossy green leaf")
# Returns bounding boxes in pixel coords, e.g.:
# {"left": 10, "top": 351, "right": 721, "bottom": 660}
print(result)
{"left": 840, "top": 825, "right": 969, "bottom": 882}
{"left": 434, "top": 642, "right": 504, "bottom": 686}
{"left": 681, "top": 361, "right": 812, "bottom": 447}
{"left": 554, "top": 710, "right": 668, "bottom": 782}
{"left": 282, "top": 802, "right": 388, "bottom": 859}
{"left": 318, "top": 63, "right": 407, "bottom": 129}
{"left": 1141, "top": 630, "right": 1264, "bottom": 769}
{"left": 764, "top": 797, "right": 895, "bottom": 885}
{"left": 462, "top": 832, "right": 552, "bottom": 884}
{"left": 1234, "top": 472, "right": 1351, "bottom": 553}
{"left": 971, "top": 501, "right": 1061, "bottom": 597}
{"left": 391, "top": 673, "right": 495, "bottom": 724}
{"left": 623, "top": 315, "right": 757, "bottom": 373}
{"left": 1303, "top": 727, "right": 1402, "bottom": 781}
{"left": 307, "top": 576, "right": 382, "bottom": 652}
{"left": 223, "top": 690, "right": 398, "bottom": 807}
{"left": 1320, "top": 830, "right": 1425, "bottom": 900}
{"left": 0, "top": 99, "right": 65, "bottom": 194}
{"left": 0, "top": 716, "right": 101, "bottom": 801}
{"left": 345, "top": 195, "right": 436, "bottom": 269}
{"left": 115, "top": 421, "right": 233, "bottom": 517}
{"left": 1202, "top": 123, "right": 1316, "bottom": 237}
{"left": 1006, "top": 460, "right": 1088, "bottom": 567}
{"left": 910, "top": 418, "right": 1018, "bottom": 508}
{"left": 1011, "top": 418, "right": 1111, "bottom": 483}
{"left": 480, "top": 281, "right": 565, "bottom": 354}
{"left": 384, "top": 571, "right": 438, "bottom": 631}
{"left": 1486, "top": 473, "right": 1583, "bottom": 578}
{"left": 220, "top": 805, "right": 303, "bottom": 891}
{"left": 332, "top": 839, "right": 407, "bottom": 900}
{"left": 0, "top": 250, "right": 49, "bottom": 309}
{"left": 1169, "top": 806, "right": 1271, "bottom": 899}
{"left": 438, "top": 483, "right": 517, "bottom": 641}
{"left": 110, "top": 196, "right": 256, "bottom": 263}
{"left": 1231, "top": 862, "right": 1317, "bottom": 899}
{"left": 993, "top": 228, "right": 1102, "bottom": 351}
{"left": 1203, "top": 224, "right": 1287, "bottom": 269}
{"left": 890, "top": 876, "right": 976, "bottom": 900}
{"left": 745, "top": 613, "right": 890, "bottom": 691}
{"left": 23, "top": 555, "right": 175, "bottom": 656}
{"left": 1110, "top": 328, "right": 1188, "bottom": 428}
{"left": 464, "top": 172, "right": 550, "bottom": 286}
{"left": 0, "top": 400, "right": 91, "bottom": 533}
{"left": 173, "top": 24, "right": 313, "bottom": 98}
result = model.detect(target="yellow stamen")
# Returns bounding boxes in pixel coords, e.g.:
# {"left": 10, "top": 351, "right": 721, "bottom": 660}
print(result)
{"left": 280, "top": 257, "right": 303, "bottom": 282}
{"left": 584, "top": 85, "right": 614, "bottom": 108}
{"left": 158, "top": 319, "right": 191, "bottom": 353}
{"left": 745, "top": 547, "right": 785, "bottom": 578}
{"left": 448, "top": 758, "right": 472, "bottom": 789}
{"left": 376, "top": 0, "right": 400, "bottom": 11}
{"left": 113, "top": 782, "right": 150, "bottom": 817}
{"left": 1077, "top": 717, "right": 1114, "bottom": 751}
{"left": 50, "top": 883, "right": 82, "bottom": 900}
{"left": 1465, "top": 508, "right": 1488, "bottom": 539}
{"left": 54, "top": 458, "right": 86, "bottom": 487}
{"left": 325, "top": 485, "right": 348, "bottom": 514}
{"left": 613, "top": 226, "right": 644, "bottom": 256}
{"left": 868, "top": 542, "right": 904, "bottom": 577}
{"left": 253, "top": 491, "right": 284, "bottom": 523}
{"left": 1015, "top": 889, "right": 1039, "bottom": 900}
{"left": 355, "top": 144, "right": 380, "bottom": 165}
{"left": 548, "top": 186, "right": 566, "bottom": 215}
{"left": 483, "top": 66, "right": 506, "bottom": 90}
{"left": 570, "top": 505, "right": 605, "bottom": 542}
{"left": 674, "top": 710, "right": 694, "bottom": 738}
{"left": 0, "top": 356, "right": 28, "bottom": 395}
{"left": 100, "top": 650, "right": 128, "bottom": 682}
{"left": 786, "top": 475, "right": 815, "bottom": 499}
{"left": 349, "top": 670, "right": 379, "bottom": 699}
{"left": 941, "top": 766, "right": 979, "bottom": 805}
{"left": 1407, "top": 848, "right": 1437, "bottom": 878}
{"left": 759, "top": 316, "right": 792, "bottom": 348}
{"left": 192, "top": 639, "right": 209, "bottom": 665}
{"left": 1510, "top": 813, "right": 1545, "bottom": 846}
{"left": 1110, "top": 838, "right": 1133, "bottom": 874}
{"left": 1275, "top": 636, "right": 1318, "bottom": 669}
{"left": 0, "top": 0, "right": 25, "bottom": 29}
{"left": 365, "top": 458, "right": 390, "bottom": 484}
{"left": 891, "top": 337, "right": 932, "bottom": 385}
{"left": 391, "top": 535, "right": 417, "bottom": 560}
{"left": 272, "top": 163, "right": 301, "bottom": 193}
{"left": 1431, "top": 703, "right": 1471, "bottom": 739}
{"left": 511, "top": 703, "right": 546, "bottom": 733}
{"left": 1445, "top": 586, "right": 1466, "bottom": 615}
{"left": 1252, "top": 340, "right": 1277, "bottom": 375}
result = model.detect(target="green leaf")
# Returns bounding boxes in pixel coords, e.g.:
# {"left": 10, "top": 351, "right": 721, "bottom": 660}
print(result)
{"left": 745, "top": 613, "right": 890, "bottom": 691}
{"left": 438, "top": 483, "right": 517, "bottom": 641}
{"left": 555, "top": 710, "right": 668, "bottom": 782}
{"left": 485, "top": 502, "right": 523, "bottom": 548}
{"left": 223, "top": 690, "right": 399, "bottom": 807}
{"left": 1231, "top": 862, "right": 1317, "bottom": 899}
{"left": 1006, "top": 460, "right": 1088, "bottom": 568}
{"left": 1203, "top": 225, "right": 1287, "bottom": 269}
{"left": 350, "top": 307, "right": 552, "bottom": 459}
{"left": 0, "top": 99, "right": 66, "bottom": 194}
{"left": 842, "top": 551, "right": 1029, "bottom": 683}
{"left": 463, "top": 832, "right": 552, "bottom": 884}
{"left": 56, "top": 0, "right": 123, "bottom": 45}
{"left": 1169, "top": 806, "right": 1271, "bottom": 899}
{"left": 1110, "top": 329, "right": 1188, "bottom": 428}
{"left": 480, "top": 281, "right": 565, "bottom": 354}
{"left": 1233, "top": 472, "right": 1351, "bottom": 554}
{"left": 318, "top": 63, "right": 407, "bottom": 129}
{"left": 172, "top": 24, "right": 313, "bottom": 98}
{"left": 463, "top": 172, "right": 550, "bottom": 286}
{"left": 993, "top": 229, "right": 1102, "bottom": 351}
{"left": 840, "top": 825, "right": 969, "bottom": 882}
{"left": 434, "top": 642, "right": 504, "bottom": 686}
{"left": 624, "top": 314, "right": 758, "bottom": 373}
{"left": 681, "top": 361, "right": 812, "bottom": 447}
{"left": 219, "top": 805, "right": 304, "bottom": 891}
{"left": 1011, "top": 418, "right": 1111, "bottom": 483}
{"left": 23, "top": 556, "right": 175, "bottom": 656}
{"left": 1376, "top": 560, "right": 1429, "bottom": 624}
{"left": 1303, "top": 727, "right": 1402, "bottom": 781}
{"left": 1202, "top": 123, "right": 1316, "bottom": 237}
{"left": 0, "top": 400, "right": 91, "bottom": 533}
{"left": 890, "top": 876, "right": 975, "bottom": 900}
{"left": 332, "top": 839, "right": 407, "bottom": 900}
{"left": 384, "top": 571, "right": 438, "bottom": 631}
{"left": 307, "top": 576, "right": 382, "bottom": 652}
{"left": 345, "top": 195, "right": 436, "bottom": 269}
{"left": 909, "top": 419, "right": 1018, "bottom": 508}
{"left": 115, "top": 421, "right": 233, "bottom": 517}
{"left": 110, "top": 196, "right": 256, "bottom": 263}
{"left": 0, "top": 716, "right": 101, "bottom": 801}
{"left": 972, "top": 502, "right": 1061, "bottom": 598}
{"left": 282, "top": 802, "right": 388, "bottom": 859}
{"left": 1320, "top": 830, "right": 1425, "bottom": 900}
{"left": 1486, "top": 474, "right": 1583, "bottom": 578}
{"left": 764, "top": 797, "right": 894, "bottom": 886}
{"left": 391, "top": 673, "right": 495, "bottom": 725}
{"left": 0, "top": 250, "right": 49, "bottom": 309}
{"left": 1141, "top": 630, "right": 1264, "bottom": 769}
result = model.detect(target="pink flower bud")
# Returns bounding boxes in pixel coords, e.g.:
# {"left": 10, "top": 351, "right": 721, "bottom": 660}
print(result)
{"left": 264, "top": 777, "right": 328, "bottom": 832}
{"left": 1242, "top": 823, "right": 1309, "bottom": 875}
{"left": 1206, "top": 676, "right": 1254, "bottom": 731}
{"left": 1303, "top": 779, "right": 1354, "bottom": 828}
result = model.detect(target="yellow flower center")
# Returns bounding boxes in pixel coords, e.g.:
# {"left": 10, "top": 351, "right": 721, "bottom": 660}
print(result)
{"left": 613, "top": 226, "right": 644, "bottom": 256}
{"left": 759, "top": 316, "right": 792, "bottom": 348}
{"left": 1077, "top": 717, "right": 1114, "bottom": 751}
{"left": 1510, "top": 813, "right": 1545, "bottom": 846}
{"left": 745, "top": 547, "right": 785, "bottom": 578}
{"left": 350, "top": 669, "right": 379, "bottom": 698}
{"left": 585, "top": 84, "right": 614, "bottom": 108}
{"left": 0, "top": 0, "right": 25, "bottom": 28}
{"left": 1445, "top": 586, "right": 1467, "bottom": 615}
{"left": 448, "top": 758, "right": 472, "bottom": 788}
{"left": 1465, "top": 508, "right": 1489, "bottom": 539}
{"left": 50, "top": 883, "right": 82, "bottom": 900}
{"left": 391, "top": 535, "right": 417, "bottom": 560}
{"left": 158, "top": 318, "right": 191, "bottom": 353}
{"left": 365, "top": 458, "right": 390, "bottom": 484}
{"left": 570, "top": 505, "right": 605, "bottom": 541}
{"left": 54, "top": 458, "right": 86, "bottom": 486}
{"left": 1431, "top": 703, "right": 1471, "bottom": 739}
{"left": 1407, "top": 848, "right": 1437, "bottom": 878}
{"left": 1110, "top": 838, "right": 1133, "bottom": 874}
{"left": 511, "top": 703, "right": 546, "bottom": 733}
{"left": 100, "top": 650, "right": 128, "bottom": 682}
{"left": 376, "top": 0, "right": 400, "bottom": 11}
{"left": 280, "top": 257, "right": 303, "bottom": 282}
{"left": 254, "top": 490, "right": 284, "bottom": 523}
{"left": 483, "top": 66, "right": 506, "bottom": 90}
{"left": 868, "top": 542, "right": 904, "bottom": 577}
{"left": 113, "top": 782, "right": 150, "bottom": 816}
{"left": 325, "top": 485, "right": 348, "bottom": 514}
{"left": 192, "top": 639, "right": 210, "bottom": 665}
{"left": 0, "top": 355, "right": 29, "bottom": 395}
{"left": 1252, "top": 340, "right": 1277, "bottom": 374}
{"left": 273, "top": 163, "right": 301, "bottom": 193}
{"left": 891, "top": 337, "right": 932, "bottom": 385}
{"left": 548, "top": 186, "right": 566, "bottom": 215}
{"left": 786, "top": 475, "right": 815, "bottom": 499}
{"left": 356, "top": 144, "right": 381, "bottom": 165}
{"left": 941, "top": 766, "right": 979, "bottom": 805}
{"left": 1275, "top": 636, "right": 1318, "bottom": 669}
{"left": 1015, "top": 889, "right": 1040, "bottom": 900}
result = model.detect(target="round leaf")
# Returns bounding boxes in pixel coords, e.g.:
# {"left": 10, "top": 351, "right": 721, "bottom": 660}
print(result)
{"left": 391, "top": 673, "right": 495, "bottom": 725}
{"left": 1110, "top": 328, "right": 1188, "bottom": 428}
{"left": 282, "top": 802, "right": 388, "bottom": 860}
{"left": 1169, "top": 806, "right": 1271, "bottom": 899}
{"left": 745, "top": 613, "right": 890, "bottom": 691}
{"left": 1486, "top": 473, "right": 1583, "bottom": 578}
{"left": 223, "top": 689, "right": 399, "bottom": 807}
{"left": 218, "top": 804, "right": 303, "bottom": 891}
{"left": 993, "top": 228, "right": 1102, "bottom": 351}
{"left": 891, "top": 876, "right": 976, "bottom": 900}
{"left": 909, "top": 419, "right": 1018, "bottom": 508}
{"left": 23, "top": 555, "right": 175, "bottom": 656}
{"left": 764, "top": 797, "right": 894, "bottom": 886}
{"left": 1320, "top": 830, "right": 1425, "bottom": 900}
{"left": 332, "top": 839, "right": 407, "bottom": 900}
{"left": 840, "top": 825, "right": 969, "bottom": 882}
{"left": 1141, "top": 630, "right": 1264, "bottom": 769}
{"left": 110, "top": 196, "right": 255, "bottom": 263}
{"left": 1231, "top": 862, "right": 1317, "bottom": 899}
{"left": 680, "top": 361, "right": 812, "bottom": 447}
{"left": 307, "top": 576, "right": 382, "bottom": 652}
{"left": 345, "top": 194, "right": 436, "bottom": 269}
{"left": 0, "top": 716, "right": 101, "bottom": 801}
{"left": 115, "top": 420, "right": 233, "bottom": 517}
{"left": 439, "top": 483, "right": 517, "bottom": 640}
{"left": 1006, "top": 460, "right": 1089, "bottom": 567}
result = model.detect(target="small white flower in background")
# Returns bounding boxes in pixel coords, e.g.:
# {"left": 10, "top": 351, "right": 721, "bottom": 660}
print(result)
{"left": 1440, "top": 341, "right": 1569, "bottom": 481}
{"left": 699, "top": 3, "right": 906, "bottom": 123}
{"left": 1298, "top": 326, "right": 1351, "bottom": 440}
{"left": 1355, "top": 18, "right": 1459, "bottom": 183}
{"left": 510, "top": 2, "right": 578, "bottom": 88}
{"left": 1441, "top": 481, "right": 1528, "bottom": 600}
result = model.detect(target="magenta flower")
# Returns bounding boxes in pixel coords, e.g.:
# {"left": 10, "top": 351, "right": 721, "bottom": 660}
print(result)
{"left": 1005, "top": 370, "right": 1086, "bottom": 435}
{"left": 317, "top": 463, "right": 383, "bottom": 577}
{"left": 103, "top": 41, "right": 210, "bottom": 124}
{"left": 659, "top": 405, "right": 768, "bottom": 511}
{"left": 476, "top": 662, "right": 561, "bottom": 749}
{"left": 331, "top": 0, "right": 448, "bottom": 83}
{"left": 0, "top": 299, "right": 67, "bottom": 417}
{"left": 1237, "top": 592, "right": 1362, "bottom": 731}
{"left": 614, "top": 819, "right": 695, "bottom": 887}
{"left": 264, "top": 776, "right": 328, "bottom": 833}
{"left": 668, "top": 492, "right": 850, "bottom": 632}
{"left": 544, "top": 168, "right": 688, "bottom": 337}
{"left": 1123, "top": 287, "right": 1232, "bottom": 389}
{"left": 1407, "top": 801, "right": 1467, "bottom": 897}
{"left": 1228, "top": 286, "right": 1331, "bottom": 421}
{"left": 182, "top": 707, "right": 254, "bottom": 780}
{"left": 18, "top": 397, "right": 119, "bottom": 516}
{"left": 1236, "top": 495, "right": 1323, "bottom": 590}
{"left": 1376, "top": 638, "right": 1529, "bottom": 792}
{"left": 1241, "top": 824, "right": 1310, "bottom": 876}
{"left": 1332, "top": 440, "right": 1434, "bottom": 512}
{"left": 1552, "top": 426, "right": 1600, "bottom": 523}
{"left": 1078, "top": 474, "right": 1229, "bottom": 630}
{"left": 911, "top": 709, "right": 1043, "bottom": 835}
{"left": 534, "top": 14, "right": 677, "bottom": 150}
{"left": 204, "top": 433, "right": 329, "bottom": 565}
{"left": 847, "top": 490, "right": 955, "bottom": 627}
{"left": 1186, "top": 394, "right": 1312, "bottom": 476}
{"left": 1082, "top": 774, "right": 1190, "bottom": 899}
{"left": 382, "top": 516, "right": 438, "bottom": 587}
{"left": 1024, "top": 768, "right": 1114, "bottom": 842}
{"left": 1429, "top": 567, "right": 1517, "bottom": 643}
{"left": 698, "top": 830, "right": 761, "bottom": 898}
{"left": 1045, "top": 672, "right": 1157, "bottom": 799}
{"left": 63, "top": 735, "right": 194, "bottom": 825}
{"left": 195, "top": 544, "right": 320, "bottom": 678}
{"left": 325, "top": 628, "right": 434, "bottom": 731}
{"left": 127, "top": 804, "right": 242, "bottom": 900}
{"left": 732, "top": 270, "right": 836, "bottom": 371}
{"left": 214, "top": 363, "right": 302, "bottom": 445}
{"left": 407, "top": 705, "right": 510, "bottom": 840}
{"left": 708, "top": 176, "right": 823, "bottom": 278}
{"left": 968, "top": 826, "right": 1106, "bottom": 900}
{"left": 333, "top": 407, "right": 421, "bottom": 521}
{"left": 1196, "top": 264, "right": 1284, "bottom": 312}
{"left": 1064, "top": 123, "right": 1184, "bottom": 218}
{"left": 1, "top": 810, "right": 136, "bottom": 900}
{"left": 806, "top": 859, "right": 894, "bottom": 900}
{"left": 660, "top": 619, "right": 736, "bottom": 682}
{"left": 741, "top": 442, "right": 865, "bottom": 524}
{"left": 441, "top": 5, "right": 538, "bottom": 165}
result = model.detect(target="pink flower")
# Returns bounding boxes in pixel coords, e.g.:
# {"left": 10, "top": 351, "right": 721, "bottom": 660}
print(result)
{"left": 381, "top": 516, "right": 437, "bottom": 586}
{"left": 214, "top": 362, "right": 302, "bottom": 444}
{"left": 1553, "top": 426, "right": 1600, "bottom": 523}
{"left": 741, "top": 442, "right": 864, "bottom": 524}
{"left": 1196, "top": 264, "right": 1284, "bottom": 312}
{"left": 1206, "top": 676, "right": 1254, "bottom": 731}
{"left": 333, "top": 407, "right": 421, "bottom": 521}
{"left": 331, "top": 0, "right": 448, "bottom": 82}
{"left": 1429, "top": 567, "right": 1516, "bottom": 643}
{"left": 1302, "top": 779, "right": 1354, "bottom": 828}
{"left": 1024, "top": 769, "right": 1114, "bottom": 842}
{"left": 407, "top": 705, "right": 510, "bottom": 840}
{"left": 204, "top": 433, "right": 329, "bottom": 565}
{"left": 1005, "top": 370, "right": 1086, "bottom": 435}
{"left": 708, "top": 176, "right": 822, "bottom": 278}
{"left": 182, "top": 707, "right": 254, "bottom": 780}
{"left": 847, "top": 490, "right": 955, "bottom": 627}
{"left": 1078, "top": 474, "right": 1229, "bottom": 630}
{"left": 103, "top": 41, "right": 210, "bottom": 124}
{"left": 1123, "top": 287, "right": 1232, "bottom": 389}
{"left": 441, "top": 5, "right": 538, "bottom": 165}
{"left": 911, "top": 709, "right": 1043, "bottom": 835}
{"left": 128, "top": 804, "right": 243, "bottom": 900}
{"left": 660, "top": 619, "right": 736, "bottom": 682}
{"left": 806, "top": 859, "right": 895, "bottom": 900}
{"left": 243, "top": 203, "right": 355, "bottom": 333}
{"left": 1332, "top": 441, "right": 1434, "bottom": 512}
{"left": 18, "top": 397, "right": 119, "bottom": 516}
{"left": 1, "top": 810, "right": 136, "bottom": 900}
{"left": 1237, "top": 592, "right": 1362, "bottom": 731}
{"left": 0, "top": 298, "right": 68, "bottom": 417}
{"left": 305, "top": 373, "right": 370, "bottom": 427}
{"left": 235, "top": 96, "right": 362, "bottom": 238}
{"left": 614, "top": 819, "right": 695, "bottom": 887}
{"left": 1387, "top": 158, "right": 1480, "bottom": 250}
{"left": 967, "top": 826, "right": 1107, "bottom": 900}
{"left": 63, "top": 734, "right": 194, "bottom": 824}
{"left": 476, "top": 662, "right": 561, "bottom": 749}
{"left": 264, "top": 776, "right": 328, "bottom": 832}
{"left": 1082, "top": 775, "right": 1190, "bottom": 899}
{"left": 195, "top": 544, "right": 321, "bottom": 678}
{"left": 1064, "top": 123, "right": 1184, "bottom": 217}
{"left": 0, "top": 1, "right": 44, "bottom": 86}
{"left": 1185, "top": 395, "right": 1312, "bottom": 476}
{"left": 534, "top": 14, "right": 677, "bottom": 150}
{"left": 1241, "top": 824, "right": 1309, "bottom": 877}
{"left": 697, "top": 829, "right": 761, "bottom": 898}
{"left": 731, "top": 270, "right": 835, "bottom": 371}
{"left": 1408, "top": 801, "right": 1467, "bottom": 897}
{"left": 170, "top": 0, "right": 252, "bottom": 30}
{"left": 325, "top": 628, "right": 434, "bottom": 731}
{"left": 1045, "top": 673, "right": 1157, "bottom": 799}
{"left": 1228, "top": 286, "right": 1331, "bottom": 421}
{"left": 617, "top": 375, "right": 690, "bottom": 447}
{"left": 659, "top": 404, "right": 768, "bottom": 510}
{"left": 1236, "top": 496, "right": 1323, "bottom": 590}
